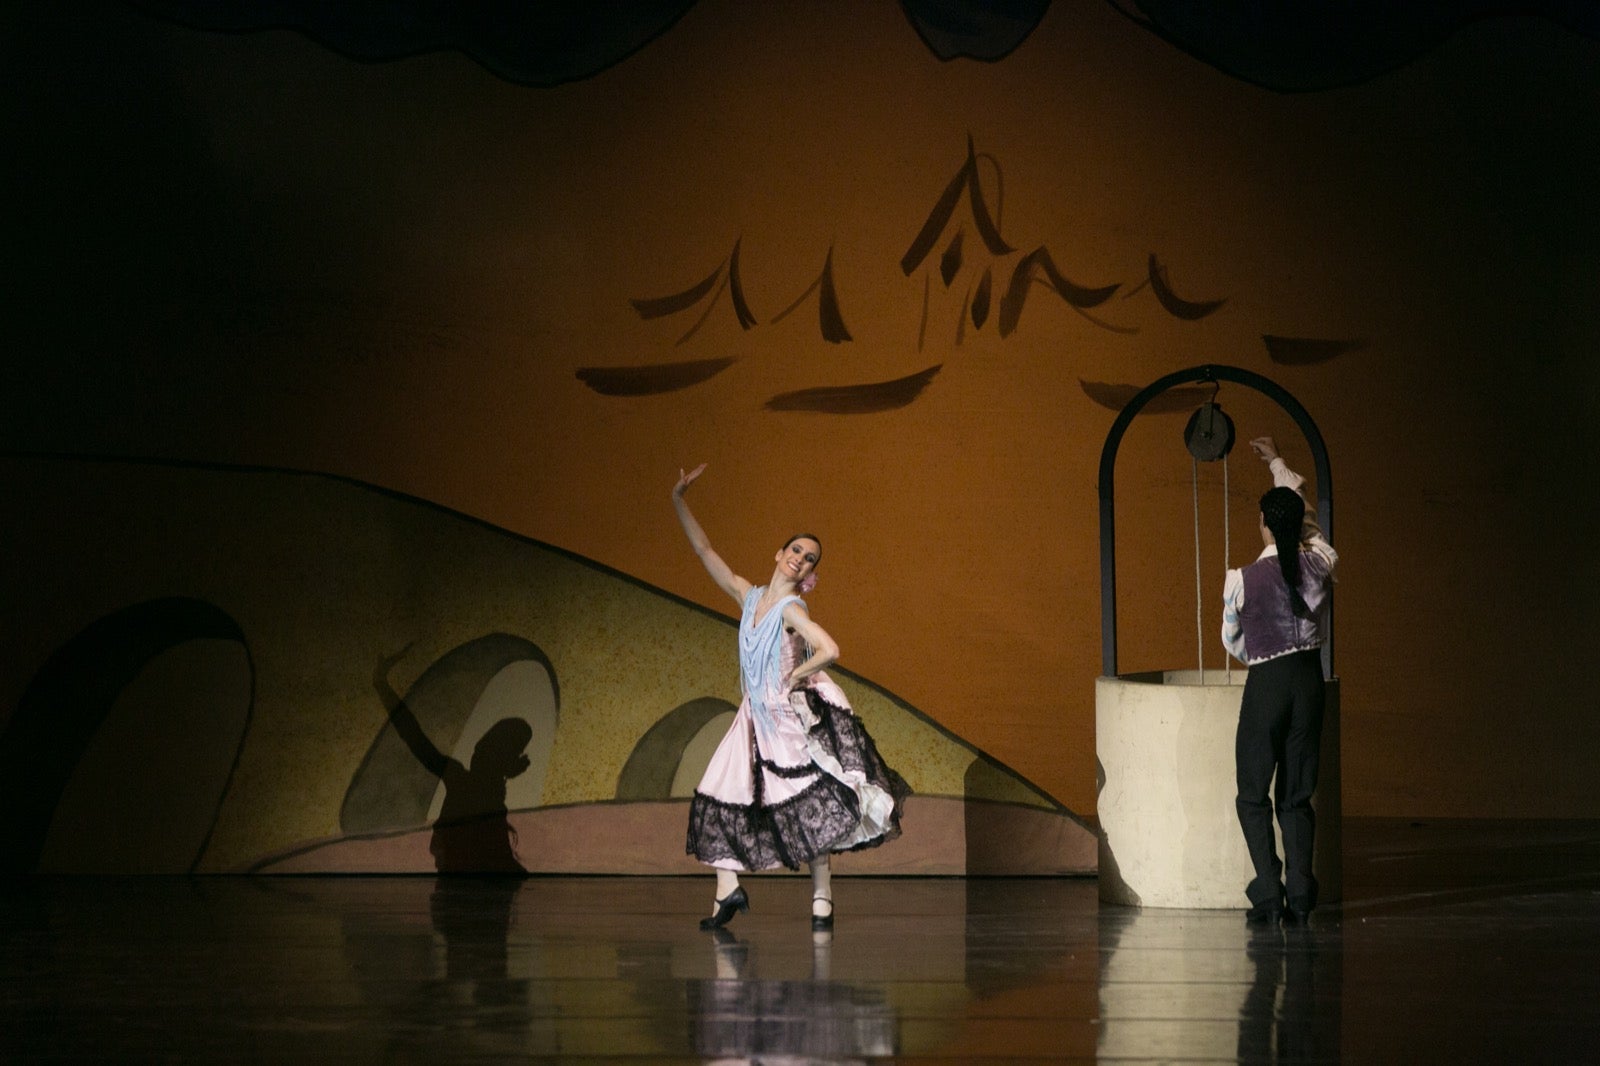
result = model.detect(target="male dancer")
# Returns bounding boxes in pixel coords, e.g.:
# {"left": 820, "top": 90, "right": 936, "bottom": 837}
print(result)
{"left": 1222, "top": 437, "right": 1338, "bottom": 923}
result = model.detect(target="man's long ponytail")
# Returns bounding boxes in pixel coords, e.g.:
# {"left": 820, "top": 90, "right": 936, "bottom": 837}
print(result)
{"left": 1259, "top": 486, "right": 1309, "bottom": 615}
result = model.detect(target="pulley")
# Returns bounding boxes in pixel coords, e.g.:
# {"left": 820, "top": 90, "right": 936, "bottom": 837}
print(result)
{"left": 1183, "top": 401, "right": 1235, "bottom": 462}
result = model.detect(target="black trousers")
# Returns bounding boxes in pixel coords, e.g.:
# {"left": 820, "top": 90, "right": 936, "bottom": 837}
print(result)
{"left": 1235, "top": 648, "right": 1325, "bottom": 908}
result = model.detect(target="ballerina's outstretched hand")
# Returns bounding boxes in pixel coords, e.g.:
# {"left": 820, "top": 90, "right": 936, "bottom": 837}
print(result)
{"left": 671, "top": 462, "right": 749, "bottom": 607}
{"left": 674, "top": 462, "right": 707, "bottom": 498}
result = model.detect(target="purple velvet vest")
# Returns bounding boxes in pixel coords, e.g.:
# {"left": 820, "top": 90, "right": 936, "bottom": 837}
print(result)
{"left": 1239, "top": 551, "right": 1331, "bottom": 663}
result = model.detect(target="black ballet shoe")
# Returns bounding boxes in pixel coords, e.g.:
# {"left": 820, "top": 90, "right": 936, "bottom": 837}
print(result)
{"left": 700, "top": 886, "right": 749, "bottom": 930}
{"left": 811, "top": 896, "right": 834, "bottom": 932}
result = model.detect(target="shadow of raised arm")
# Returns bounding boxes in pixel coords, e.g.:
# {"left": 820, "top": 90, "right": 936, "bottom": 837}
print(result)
{"left": 373, "top": 646, "right": 449, "bottom": 780}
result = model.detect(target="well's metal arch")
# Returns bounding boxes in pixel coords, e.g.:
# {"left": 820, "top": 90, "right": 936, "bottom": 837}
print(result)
{"left": 1097, "top": 364, "right": 1334, "bottom": 678}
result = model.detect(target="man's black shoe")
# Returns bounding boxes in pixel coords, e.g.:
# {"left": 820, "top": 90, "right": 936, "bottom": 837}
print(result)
{"left": 1246, "top": 899, "right": 1283, "bottom": 924}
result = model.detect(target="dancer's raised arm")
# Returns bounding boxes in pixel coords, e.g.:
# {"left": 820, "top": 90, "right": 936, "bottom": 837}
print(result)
{"left": 672, "top": 463, "right": 751, "bottom": 607}
{"left": 1249, "top": 436, "right": 1336, "bottom": 572}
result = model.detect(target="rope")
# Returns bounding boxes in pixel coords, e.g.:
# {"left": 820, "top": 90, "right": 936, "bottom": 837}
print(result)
{"left": 1192, "top": 456, "right": 1204, "bottom": 680}
{"left": 1223, "top": 454, "right": 1231, "bottom": 685}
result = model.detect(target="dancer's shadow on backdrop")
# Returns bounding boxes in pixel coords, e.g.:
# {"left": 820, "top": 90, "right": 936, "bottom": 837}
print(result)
{"left": 373, "top": 647, "right": 532, "bottom": 873}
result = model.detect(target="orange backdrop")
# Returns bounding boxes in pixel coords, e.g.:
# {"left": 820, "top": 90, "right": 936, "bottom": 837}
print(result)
{"left": 4, "top": 1, "right": 1598, "bottom": 818}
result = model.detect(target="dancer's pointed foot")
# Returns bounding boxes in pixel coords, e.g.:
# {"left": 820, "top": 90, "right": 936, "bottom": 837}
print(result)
{"left": 811, "top": 894, "right": 834, "bottom": 932}
{"left": 700, "top": 886, "right": 750, "bottom": 930}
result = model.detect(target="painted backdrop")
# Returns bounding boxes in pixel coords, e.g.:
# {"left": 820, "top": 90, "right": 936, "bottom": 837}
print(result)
{"left": 3, "top": 0, "right": 1598, "bottom": 871}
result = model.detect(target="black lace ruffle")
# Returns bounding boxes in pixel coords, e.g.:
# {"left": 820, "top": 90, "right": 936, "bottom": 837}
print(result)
{"left": 687, "top": 775, "right": 860, "bottom": 870}
{"left": 758, "top": 756, "right": 820, "bottom": 779}
{"left": 685, "top": 691, "right": 911, "bottom": 870}
{"left": 805, "top": 688, "right": 912, "bottom": 853}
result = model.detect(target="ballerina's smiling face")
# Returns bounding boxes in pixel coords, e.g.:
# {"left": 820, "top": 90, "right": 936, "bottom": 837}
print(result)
{"left": 774, "top": 535, "right": 821, "bottom": 586}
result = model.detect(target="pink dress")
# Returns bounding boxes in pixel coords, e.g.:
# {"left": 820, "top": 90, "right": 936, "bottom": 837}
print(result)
{"left": 686, "top": 587, "right": 909, "bottom": 871}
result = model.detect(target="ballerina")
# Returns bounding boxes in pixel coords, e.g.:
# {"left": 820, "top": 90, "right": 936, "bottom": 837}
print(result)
{"left": 672, "top": 463, "right": 909, "bottom": 931}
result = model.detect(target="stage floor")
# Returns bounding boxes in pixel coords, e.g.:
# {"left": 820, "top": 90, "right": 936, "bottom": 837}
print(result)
{"left": 4, "top": 819, "right": 1599, "bottom": 1063}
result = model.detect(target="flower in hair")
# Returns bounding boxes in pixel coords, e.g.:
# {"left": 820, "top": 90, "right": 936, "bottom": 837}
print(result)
{"left": 798, "top": 572, "right": 818, "bottom": 594}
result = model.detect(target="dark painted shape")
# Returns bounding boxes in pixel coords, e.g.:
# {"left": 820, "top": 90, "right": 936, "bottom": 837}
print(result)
{"left": 765, "top": 365, "right": 942, "bottom": 414}
{"left": 631, "top": 263, "right": 723, "bottom": 320}
{"left": 917, "top": 273, "right": 932, "bottom": 351}
{"left": 963, "top": 756, "right": 1061, "bottom": 875}
{"left": 631, "top": 240, "right": 756, "bottom": 342}
{"left": 132, "top": 0, "right": 699, "bottom": 89}
{"left": 728, "top": 238, "right": 759, "bottom": 329}
{"left": 940, "top": 229, "right": 965, "bottom": 287}
{"left": 963, "top": 754, "right": 1040, "bottom": 804}
{"left": 1264, "top": 335, "right": 1366, "bottom": 365}
{"left": 1079, "top": 380, "right": 1218, "bottom": 414}
{"left": 615, "top": 697, "right": 737, "bottom": 800}
{"left": 1119, "top": 1, "right": 1600, "bottom": 92}
{"left": 1147, "top": 253, "right": 1226, "bottom": 320}
{"left": 576, "top": 357, "right": 737, "bottom": 396}
{"left": 341, "top": 634, "right": 557, "bottom": 835}
{"left": 131, "top": 0, "right": 1600, "bottom": 96}
{"left": 0, "top": 597, "right": 251, "bottom": 874}
{"left": 770, "top": 247, "right": 853, "bottom": 344}
{"left": 816, "top": 248, "right": 853, "bottom": 343}
{"left": 998, "top": 247, "right": 1121, "bottom": 336}
{"left": 972, "top": 267, "right": 993, "bottom": 329}
{"left": 900, "top": 0, "right": 1053, "bottom": 62}
{"left": 673, "top": 274, "right": 733, "bottom": 344}
{"left": 902, "top": 134, "right": 1014, "bottom": 276}
{"left": 630, "top": 243, "right": 760, "bottom": 345}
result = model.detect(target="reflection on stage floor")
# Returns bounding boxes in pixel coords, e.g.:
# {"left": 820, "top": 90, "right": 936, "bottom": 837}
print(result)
{"left": 3, "top": 819, "right": 1598, "bottom": 1062}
